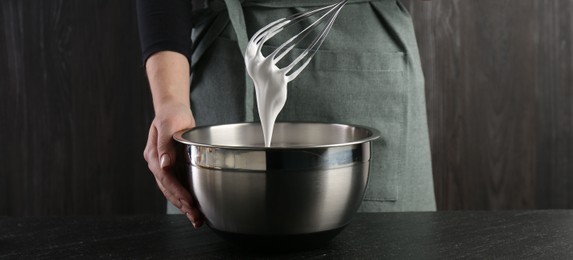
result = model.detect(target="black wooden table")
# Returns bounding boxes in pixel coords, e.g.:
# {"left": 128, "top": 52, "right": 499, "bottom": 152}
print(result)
{"left": 2, "top": 211, "right": 572, "bottom": 259}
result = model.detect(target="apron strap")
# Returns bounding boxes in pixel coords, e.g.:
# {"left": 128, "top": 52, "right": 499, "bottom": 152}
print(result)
{"left": 224, "top": 0, "right": 255, "bottom": 122}
{"left": 191, "top": 14, "right": 229, "bottom": 69}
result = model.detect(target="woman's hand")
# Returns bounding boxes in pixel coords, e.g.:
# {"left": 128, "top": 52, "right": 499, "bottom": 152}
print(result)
{"left": 143, "top": 100, "right": 203, "bottom": 228}
{"left": 142, "top": 51, "right": 199, "bottom": 226}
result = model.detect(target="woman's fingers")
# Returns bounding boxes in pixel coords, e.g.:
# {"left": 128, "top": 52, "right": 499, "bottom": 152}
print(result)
{"left": 158, "top": 174, "right": 203, "bottom": 226}
{"left": 145, "top": 129, "right": 182, "bottom": 208}
{"left": 144, "top": 124, "right": 203, "bottom": 228}
{"left": 155, "top": 176, "right": 181, "bottom": 208}
{"left": 155, "top": 122, "right": 201, "bottom": 224}
{"left": 149, "top": 157, "right": 203, "bottom": 227}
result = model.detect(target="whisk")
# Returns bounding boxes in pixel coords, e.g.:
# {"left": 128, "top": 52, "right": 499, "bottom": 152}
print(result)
{"left": 245, "top": 0, "right": 349, "bottom": 82}
{"left": 244, "top": 0, "right": 349, "bottom": 147}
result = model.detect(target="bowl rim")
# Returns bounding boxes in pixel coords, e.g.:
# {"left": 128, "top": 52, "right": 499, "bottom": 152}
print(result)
{"left": 172, "top": 121, "right": 381, "bottom": 150}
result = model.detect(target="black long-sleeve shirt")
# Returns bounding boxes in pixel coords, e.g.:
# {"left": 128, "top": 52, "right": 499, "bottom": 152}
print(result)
{"left": 136, "top": 0, "right": 193, "bottom": 64}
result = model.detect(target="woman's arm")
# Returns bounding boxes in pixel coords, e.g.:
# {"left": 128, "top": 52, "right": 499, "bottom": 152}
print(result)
{"left": 146, "top": 51, "right": 190, "bottom": 111}
{"left": 143, "top": 51, "right": 203, "bottom": 228}
{"left": 137, "top": 0, "right": 203, "bottom": 227}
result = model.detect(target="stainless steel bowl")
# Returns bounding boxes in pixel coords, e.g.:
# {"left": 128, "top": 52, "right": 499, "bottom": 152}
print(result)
{"left": 173, "top": 122, "right": 380, "bottom": 247}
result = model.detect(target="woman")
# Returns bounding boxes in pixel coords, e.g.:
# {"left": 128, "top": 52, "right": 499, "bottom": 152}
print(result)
{"left": 137, "top": 0, "right": 436, "bottom": 229}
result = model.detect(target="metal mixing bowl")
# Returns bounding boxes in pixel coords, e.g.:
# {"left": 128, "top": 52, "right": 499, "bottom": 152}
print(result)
{"left": 173, "top": 122, "right": 380, "bottom": 248}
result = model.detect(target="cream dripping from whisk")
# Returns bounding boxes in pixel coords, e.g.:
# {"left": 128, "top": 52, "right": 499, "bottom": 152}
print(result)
{"left": 245, "top": 43, "right": 288, "bottom": 147}
{"left": 244, "top": 1, "right": 348, "bottom": 147}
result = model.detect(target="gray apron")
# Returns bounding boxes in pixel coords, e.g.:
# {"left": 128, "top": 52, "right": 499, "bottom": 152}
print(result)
{"left": 168, "top": 0, "right": 436, "bottom": 213}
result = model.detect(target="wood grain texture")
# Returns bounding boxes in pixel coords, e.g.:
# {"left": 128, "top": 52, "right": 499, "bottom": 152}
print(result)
{"left": 534, "top": 0, "right": 573, "bottom": 209}
{"left": 400, "top": 0, "right": 573, "bottom": 210}
{"left": 0, "top": 0, "right": 163, "bottom": 215}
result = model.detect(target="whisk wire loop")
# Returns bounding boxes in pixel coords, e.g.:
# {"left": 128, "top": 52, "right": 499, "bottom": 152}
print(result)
{"left": 246, "top": 0, "right": 348, "bottom": 82}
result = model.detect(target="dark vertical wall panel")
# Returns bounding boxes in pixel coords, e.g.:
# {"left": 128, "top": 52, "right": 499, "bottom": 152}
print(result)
{"left": 0, "top": 0, "right": 9, "bottom": 215}
{"left": 0, "top": 0, "right": 164, "bottom": 215}
{"left": 535, "top": 0, "right": 573, "bottom": 209}
{"left": 403, "top": 0, "right": 573, "bottom": 210}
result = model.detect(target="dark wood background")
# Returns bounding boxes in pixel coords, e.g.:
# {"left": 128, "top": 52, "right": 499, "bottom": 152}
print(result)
{"left": 402, "top": 0, "right": 573, "bottom": 210}
{"left": 0, "top": 0, "right": 162, "bottom": 215}
{"left": 1, "top": 0, "right": 572, "bottom": 215}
